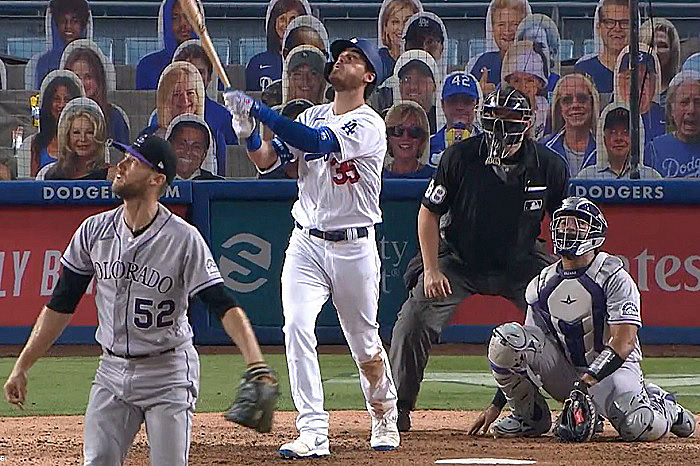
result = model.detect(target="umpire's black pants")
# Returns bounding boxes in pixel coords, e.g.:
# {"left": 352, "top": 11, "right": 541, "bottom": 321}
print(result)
{"left": 389, "top": 244, "right": 553, "bottom": 411}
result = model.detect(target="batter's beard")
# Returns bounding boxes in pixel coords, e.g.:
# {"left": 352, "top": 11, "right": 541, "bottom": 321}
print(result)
{"left": 329, "top": 71, "right": 361, "bottom": 93}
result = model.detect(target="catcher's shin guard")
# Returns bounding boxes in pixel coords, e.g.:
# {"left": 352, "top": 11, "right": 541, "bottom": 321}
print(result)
{"left": 488, "top": 322, "right": 546, "bottom": 422}
{"left": 606, "top": 389, "right": 668, "bottom": 441}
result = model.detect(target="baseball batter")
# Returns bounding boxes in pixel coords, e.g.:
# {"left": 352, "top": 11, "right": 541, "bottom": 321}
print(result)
{"left": 225, "top": 37, "right": 400, "bottom": 458}
{"left": 469, "top": 197, "right": 696, "bottom": 441}
{"left": 3, "top": 135, "right": 277, "bottom": 466}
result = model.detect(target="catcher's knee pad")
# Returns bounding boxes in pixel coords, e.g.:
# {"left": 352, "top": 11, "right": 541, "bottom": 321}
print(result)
{"left": 607, "top": 390, "right": 668, "bottom": 441}
{"left": 488, "top": 322, "right": 543, "bottom": 375}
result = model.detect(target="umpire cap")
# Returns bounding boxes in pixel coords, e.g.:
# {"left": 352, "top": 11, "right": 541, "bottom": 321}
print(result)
{"left": 326, "top": 37, "right": 386, "bottom": 87}
{"left": 111, "top": 134, "right": 177, "bottom": 185}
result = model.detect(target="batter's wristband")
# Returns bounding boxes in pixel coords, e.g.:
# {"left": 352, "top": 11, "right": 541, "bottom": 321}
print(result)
{"left": 246, "top": 129, "right": 262, "bottom": 152}
{"left": 491, "top": 388, "right": 507, "bottom": 410}
{"left": 585, "top": 346, "right": 624, "bottom": 382}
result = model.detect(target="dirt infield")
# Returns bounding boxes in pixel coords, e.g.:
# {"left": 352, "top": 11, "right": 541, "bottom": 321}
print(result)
{"left": 1, "top": 410, "right": 698, "bottom": 465}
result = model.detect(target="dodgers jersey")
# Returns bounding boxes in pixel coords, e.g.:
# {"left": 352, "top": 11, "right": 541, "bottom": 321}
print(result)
{"left": 526, "top": 251, "right": 642, "bottom": 368}
{"left": 61, "top": 204, "right": 223, "bottom": 356}
{"left": 289, "top": 103, "right": 386, "bottom": 230}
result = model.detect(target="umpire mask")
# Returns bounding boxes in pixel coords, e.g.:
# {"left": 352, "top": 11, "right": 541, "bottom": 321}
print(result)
{"left": 481, "top": 87, "right": 532, "bottom": 166}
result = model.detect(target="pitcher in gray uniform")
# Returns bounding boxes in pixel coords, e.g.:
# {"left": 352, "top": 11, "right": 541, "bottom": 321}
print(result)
{"left": 3, "top": 135, "right": 276, "bottom": 465}
{"left": 468, "top": 197, "right": 696, "bottom": 441}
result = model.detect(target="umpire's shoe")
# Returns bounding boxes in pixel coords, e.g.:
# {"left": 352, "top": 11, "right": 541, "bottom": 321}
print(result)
{"left": 671, "top": 403, "right": 696, "bottom": 438}
{"left": 397, "top": 408, "right": 411, "bottom": 432}
{"left": 278, "top": 434, "right": 330, "bottom": 459}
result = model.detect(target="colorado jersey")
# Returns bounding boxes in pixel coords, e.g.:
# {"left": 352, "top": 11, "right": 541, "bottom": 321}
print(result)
{"left": 526, "top": 251, "right": 642, "bottom": 368}
{"left": 289, "top": 103, "right": 386, "bottom": 230}
{"left": 61, "top": 204, "right": 223, "bottom": 356}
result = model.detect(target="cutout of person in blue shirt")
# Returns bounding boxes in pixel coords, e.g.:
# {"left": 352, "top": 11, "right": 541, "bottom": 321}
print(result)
{"left": 245, "top": 0, "right": 311, "bottom": 92}
{"left": 173, "top": 40, "right": 239, "bottom": 176}
{"left": 383, "top": 101, "right": 434, "bottom": 178}
{"left": 640, "top": 18, "right": 680, "bottom": 108}
{"left": 645, "top": 71, "right": 700, "bottom": 178}
{"left": 25, "top": 0, "right": 92, "bottom": 90}
{"left": 574, "top": 0, "right": 636, "bottom": 94}
{"left": 429, "top": 71, "right": 482, "bottom": 168}
{"left": 578, "top": 103, "right": 661, "bottom": 179}
{"left": 61, "top": 39, "right": 130, "bottom": 146}
{"left": 614, "top": 46, "right": 665, "bottom": 144}
{"left": 467, "top": 0, "right": 531, "bottom": 96}
{"left": 392, "top": 50, "right": 444, "bottom": 134}
{"left": 377, "top": 0, "right": 423, "bottom": 85}
{"left": 135, "top": 0, "right": 200, "bottom": 90}
{"left": 515, "top": 14, "right": 561, "bottom": 96}
{"left": 543, "top": 73, "right": 599, "bottom": 177}
{"left": 16, "top": 70, "right": 84, "bottom": 178}
{"left": 401, "top": 12, "right": 448, "bottom": 78}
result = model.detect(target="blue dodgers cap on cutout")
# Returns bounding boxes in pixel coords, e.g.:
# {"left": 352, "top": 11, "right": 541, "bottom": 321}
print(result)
{"left": 111, "top": 134, "right": 177, "bottom": 185}
{"left": 442, "top": 72, "right": 479, "bottom": 101}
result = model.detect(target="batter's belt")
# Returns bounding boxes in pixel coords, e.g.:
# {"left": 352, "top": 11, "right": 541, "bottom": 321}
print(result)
{"left": 105, "top": 347, "right": 176, "bottom": 359}
{"left": 295, "top": 221, "right": 370, "bottom": 242}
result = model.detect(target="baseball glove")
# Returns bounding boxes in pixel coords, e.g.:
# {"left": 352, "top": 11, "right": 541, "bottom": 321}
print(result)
{"left": 554, "top": 380, "right": 597, "bottom": 442}
{"left": 224, "top": 365, "right": 279, "bottom": 433}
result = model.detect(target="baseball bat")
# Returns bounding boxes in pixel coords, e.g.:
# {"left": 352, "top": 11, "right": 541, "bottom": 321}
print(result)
{"left": 179, "top": 0, "right": 232, "bottom": 89}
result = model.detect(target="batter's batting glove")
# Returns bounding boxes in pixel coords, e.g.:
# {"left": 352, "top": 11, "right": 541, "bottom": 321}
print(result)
{"left": 553, "top": 380, "right": 597, "bottom": 442}
{"left": 223, "top": 90, "right": 261, "bottom": 119}
{"left": 224, "top": 365, "right": 279, "bottom": 433}
{"left": 231, "top": 112, "right": 257, "bottom": 140}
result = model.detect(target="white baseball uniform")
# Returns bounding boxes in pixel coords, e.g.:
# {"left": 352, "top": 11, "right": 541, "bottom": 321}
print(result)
{"left": 59, "top": 203, "right": 223, "bottom": 465}
{"left": 280, "top": 102, "right": 398, "bottom": 438}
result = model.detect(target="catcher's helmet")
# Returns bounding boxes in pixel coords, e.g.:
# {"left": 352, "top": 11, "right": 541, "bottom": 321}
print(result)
{"left": 324, "top": 37, "right": 386, "bottom": 89}
{"left": 480, "top": 86, "right": 532, "bottom": 165}
{"left": 550, "top": 197, "right": 607, "bottom": 258}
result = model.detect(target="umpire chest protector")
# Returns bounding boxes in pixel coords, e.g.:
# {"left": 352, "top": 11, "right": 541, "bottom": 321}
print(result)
{"left": 424, "top": 134, "right": 568, "bottom": 273}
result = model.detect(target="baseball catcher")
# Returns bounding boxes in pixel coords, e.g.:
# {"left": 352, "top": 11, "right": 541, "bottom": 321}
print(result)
{"left": 469, "top": 197, "right": 696, "bottom": 442}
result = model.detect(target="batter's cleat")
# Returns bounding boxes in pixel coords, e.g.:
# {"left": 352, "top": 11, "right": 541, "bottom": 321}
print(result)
{"left": 671, "top": 403, "right": 696, "bottom": 438}
{"left": 397, "top": 408, "right": 411, "bottom": 432}
{"left": 370, "top": 413, "right": 400, "bottom": 451}
{"left": 278, "top": 434, "right": 330, "bottom": 459}
{"left": 490, "top": 412, "right": 552, "bottom": 438}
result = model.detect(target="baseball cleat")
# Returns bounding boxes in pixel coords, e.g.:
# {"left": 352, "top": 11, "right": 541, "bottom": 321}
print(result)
{"left": 278, "top": 435, "right": 330, "bottom": 459}
{"left": 397, "top": 408, "right": 411, "bottom": 432}
{"left": 370, "top": 413, "right": 400, "bottom": 451}
{"left": 490, "top": 412, "right": 552, "bottom": 438}
{"left": 671, "top": 404, "right": 696, "bottom": 438}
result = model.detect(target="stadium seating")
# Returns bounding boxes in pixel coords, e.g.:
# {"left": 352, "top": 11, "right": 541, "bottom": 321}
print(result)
{"left": 468, "top": 38, "right": 487, "bottom": 60}
{"left": 559, "top": 39, "right": 574, "bottom": 61}
{"left": 124, "top": 37, "right": 160, "bottom": 65}
{"left": 6, "top": 37, "right": 44, "bottom": 60}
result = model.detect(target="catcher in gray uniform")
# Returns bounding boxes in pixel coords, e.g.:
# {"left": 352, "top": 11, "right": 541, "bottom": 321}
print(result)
{"left": 469, "top": 197, "right": 696, "bottom": 442}
{"left": 3, "top": 135, "right": 278, "bottom": 465}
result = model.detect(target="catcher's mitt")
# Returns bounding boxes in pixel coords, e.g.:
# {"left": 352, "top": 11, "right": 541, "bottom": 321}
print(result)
{"left": 554, "top": 380, "right": 597, "bottom": 442}
{"left": 224, "top": 365, "right": 279, "bottom": 433}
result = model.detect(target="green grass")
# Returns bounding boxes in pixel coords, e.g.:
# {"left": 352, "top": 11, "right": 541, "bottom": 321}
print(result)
{"left": 1, "top": 354, "right": 699, "bottom": 417}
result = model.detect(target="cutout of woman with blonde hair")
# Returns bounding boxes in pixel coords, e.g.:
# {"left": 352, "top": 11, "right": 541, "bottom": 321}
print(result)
{"left": 383, "top": 101, "right": 433, "bottom": 178}
{"left": 38, "top": 97, "right": 110, "bottom": 180}
{"left": 378, "top": 0, "right": 423, "bottom": 82}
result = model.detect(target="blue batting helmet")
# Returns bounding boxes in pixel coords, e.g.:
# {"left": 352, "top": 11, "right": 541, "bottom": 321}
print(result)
{"left": 550, "top": 197, "right": 607, "bottom": 258}
{"left": 326, "top": 37, "right": 387, "bottom": 87}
